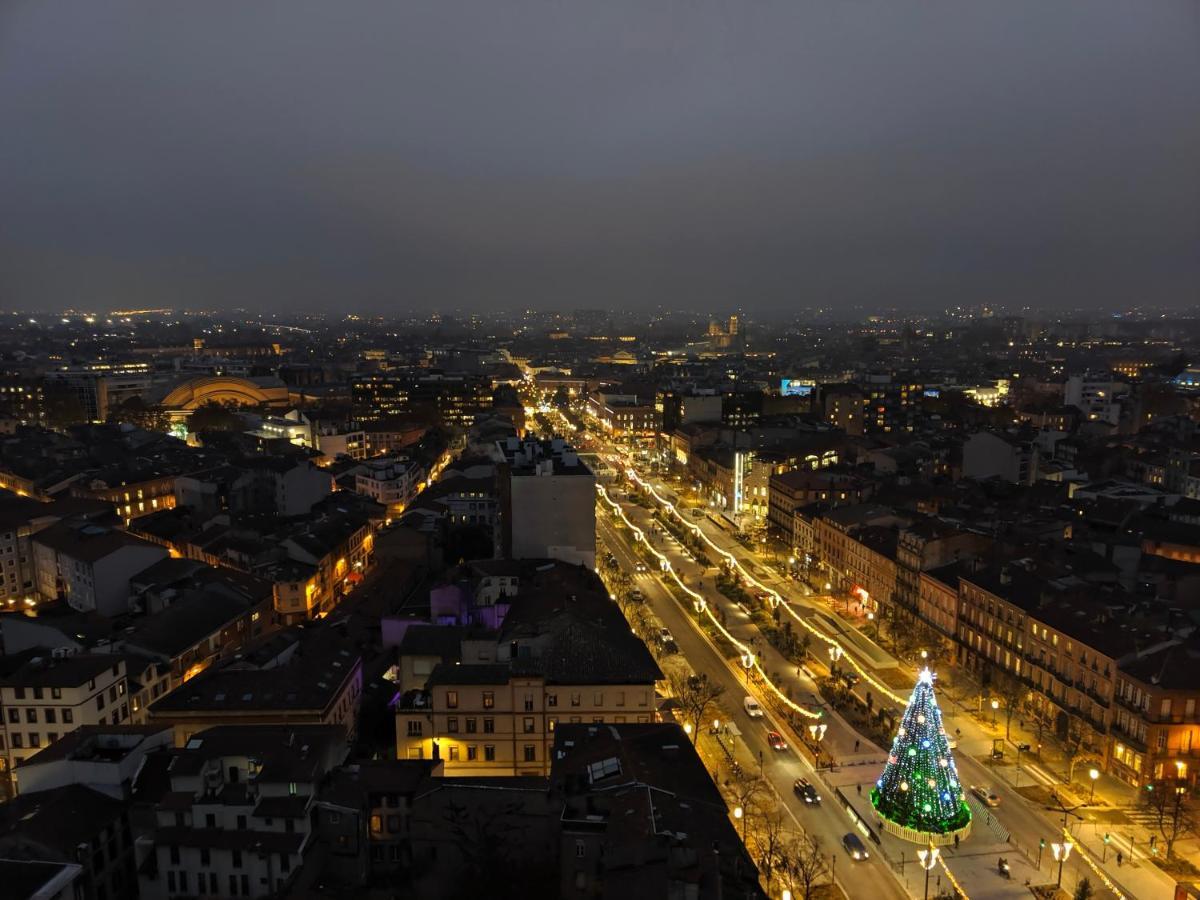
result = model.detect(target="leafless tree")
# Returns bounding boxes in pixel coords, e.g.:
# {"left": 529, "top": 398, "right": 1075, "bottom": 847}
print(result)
{"left": 991, "top": 668, "right": 1026, "bottom": 741}
{"left": 751, "top": 811, "right": 789, "bottom": 891}
{"left": 1143, "top": 779, "right": 1196, "bottom": 858}
{"left": 778, "top": 833, "right": 831, "bottom": 900}
{"left": 671, "top": 672, "right": 726, "bottom": 745}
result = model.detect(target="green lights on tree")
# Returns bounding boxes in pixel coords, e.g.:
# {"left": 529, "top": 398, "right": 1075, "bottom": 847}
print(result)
{"left": 870, "top": 668, "right": 971, "bottom": 836}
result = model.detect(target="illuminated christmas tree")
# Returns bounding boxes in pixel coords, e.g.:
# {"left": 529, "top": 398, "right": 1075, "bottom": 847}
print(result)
{"left": 870, "top": 668, "right": 971, "bottom": 843}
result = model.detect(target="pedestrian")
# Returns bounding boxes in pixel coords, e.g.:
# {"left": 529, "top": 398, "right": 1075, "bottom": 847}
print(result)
{"left": 854, "top": 739, "right": 860, "bottom": 752}
{"left": 954, "top": 834, "right": 959, "bottom": 850}
{"left": 1116, "top": 851, "right": 1123, "bottom": 867}
{"left": 857, "top": 784, "right": 862, "bottom": 796}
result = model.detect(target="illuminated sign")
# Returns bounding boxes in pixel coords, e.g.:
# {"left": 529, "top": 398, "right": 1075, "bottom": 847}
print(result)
{"left": 781, "top": 379, "right": 814, "bottom": 397}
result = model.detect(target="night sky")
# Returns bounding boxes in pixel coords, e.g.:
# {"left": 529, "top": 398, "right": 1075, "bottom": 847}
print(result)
{"left": 2, "top": 0, "right": 1197, "bottom": 315}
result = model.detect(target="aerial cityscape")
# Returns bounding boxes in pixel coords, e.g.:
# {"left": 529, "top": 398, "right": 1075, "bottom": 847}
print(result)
{"left": 1, "top": 2, "right": 1198, "bottom": 900}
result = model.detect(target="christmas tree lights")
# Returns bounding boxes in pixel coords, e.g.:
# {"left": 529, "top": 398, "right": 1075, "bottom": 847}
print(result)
{"left": 870, "top": 668, "right": 971, "bottom": 843}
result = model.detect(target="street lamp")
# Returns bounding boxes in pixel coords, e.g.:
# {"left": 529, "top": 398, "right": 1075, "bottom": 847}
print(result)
{"left": 808, "top": 723, "right": 827, "bottom": 767}
{"left": 1051, "top": 840, "right": 1073, "bottom": 887}
{"left": 917, "top": 843, "right": 940, "bottom": 900}
{"left": 733, "top": 805, "right": 745, "bottom": 840}
{"left": 1089, "top": 768, "right": 1099, "bottom": 803}
{"left": 828, "top": 645, "right": 844, "bottom": 677}
{"left": 684, "top": 723, "right": 693, "bottom": 737}
{"left": 741, "top": 652, "right": 755, "bottom": 684}
{"left": 990, "top": 698, "right": 999, "bottom": 727}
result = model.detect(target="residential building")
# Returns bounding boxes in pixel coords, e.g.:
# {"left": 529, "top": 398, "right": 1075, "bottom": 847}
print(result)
{"left": 354, "top": 457, "right": 425, "bottom": 514}
{"left": 0, "top": 653, "right": 130, "bottom": 794}
{"left": 14, "top": 724, "right": 173, "bottom": 799}
{"left": 135, "top": 725, "right": 349, "bottom": 900}
{"left": 32, "top": 522, "right": 168, "bottom": 616}
{"left": 497, "top": 438, "right": 595, "bottom": 568}
{"left": 551, "top": 723, "right": 764, "bottom": 900}
{"left": 395, "top": 573, "right": 661, "bottom": 776}
{"left": 0, "top": 783, "right": 139, "bottom": 900}
{"left": 962, "top": 430, "right": 1039, "bottom": 484}
{"left": 146, "top": 627, "right": 363, "bottom": 745}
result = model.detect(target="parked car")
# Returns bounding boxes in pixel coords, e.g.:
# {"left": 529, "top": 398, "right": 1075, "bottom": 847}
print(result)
{"left": 691, "top": 508, "right": 706, "bottom": 518}
{"left": 842, "top": 833, "right": 869, "bottom": 860}
{"left": 628, "top": 589, "right": 645, "bottom": 603}
{"left": 793, "top": 778, "right": 820, "bottom": 804}
{"left": 971, "top": 785, "right": 1001, "bottom": 807}
{"left": 767, "top": 730, "right": 787, "bottom": 751}
{"left": 661, "top": 639, "right": 679, "bottom": 655}
{"left": 743, "top": 696, "right": 764, "bottom": 718}
{"left": 658, "top": 626, "right": 674, "bottom": 644}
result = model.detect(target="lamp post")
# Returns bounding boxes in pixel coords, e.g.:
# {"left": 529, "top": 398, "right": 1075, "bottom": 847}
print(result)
{"left": 990, "top": 698, "right": 999, "bottom": 727}
{"left": 1051, "top": 840, "right": 1073, "bottom": 887}
{"left": 917, "top": 843, "right": 940, "bottom": 900}
{"left": 733, "top": 805, "right": 745, "bottom": 840}
{"left": 741, "top": 652, "right": 755, "bottom": 685}
{"left": 1088, "top": 768, "right": 1099, "bottom": 803}
{"left": 828, "top": 644, "right": 843, "bottom": 678}
{"left": 809, "top": 723, "right": 827, "bottom": 768}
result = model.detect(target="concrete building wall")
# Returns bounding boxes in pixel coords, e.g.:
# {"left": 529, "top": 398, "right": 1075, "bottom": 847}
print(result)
{"left": 508, "top": 470, "right": 595, "bottom": 568}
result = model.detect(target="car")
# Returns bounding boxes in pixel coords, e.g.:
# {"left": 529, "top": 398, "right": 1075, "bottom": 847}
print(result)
{"left": 743, "top": 696, "right": 764, "bottom": 718}
{"left": 635, "top": 562, "right": 647, "bottom": 573}
{"left": 661, "top": 639, "right": 679, "bottom": 655}
{"left": 658, "top": 626, "right": 674, "bottom": 644}
{"left": 793, "top": 778, "right": 821, "bottom": 804}
{"left": 971, "top": 785, "right": 1001, "bottom": 807}
{"left": 767, "top": 730, "right": 788, "bottom": 751}
{"left": 628, "top": 589, "right": 645, "bottom": 603}
{"left": 691, "top": 508, "right": 706, "bottom": 518}
{"left": 842, "top": 833, "right": 869, "bottom": 860}
{"left": 843, "top": 671, "right": 861, "bottom": 687}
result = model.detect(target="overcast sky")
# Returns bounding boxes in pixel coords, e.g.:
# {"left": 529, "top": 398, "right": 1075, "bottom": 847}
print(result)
{"left": 2, "top": 0, "right": 1197, "bottom": 316}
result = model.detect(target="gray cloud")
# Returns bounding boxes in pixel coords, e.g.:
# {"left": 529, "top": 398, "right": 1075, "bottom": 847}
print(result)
{"left": 1, "top": 0, "right": 1197, "bottom": 314}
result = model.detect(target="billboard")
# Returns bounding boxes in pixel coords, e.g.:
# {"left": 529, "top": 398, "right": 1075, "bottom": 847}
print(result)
{"left": 780, "top": 379, "right": 814, "bottom": 397}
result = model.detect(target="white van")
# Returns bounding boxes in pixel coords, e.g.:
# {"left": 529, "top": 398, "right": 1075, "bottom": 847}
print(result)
{"left": 744, "top": 696, "right": 764, "bottom": 718}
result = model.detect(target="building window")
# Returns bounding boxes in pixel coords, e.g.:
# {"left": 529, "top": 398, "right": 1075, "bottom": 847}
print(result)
{"left": 523, "top": 717, "right": 535, "bottom": 733}
{"left": 483, "top": 718, "right": 495, "bottom": 734}
{"left": 524, "top": 694, "right": 534, "bottom": 711}
{"left": 449, "top": 746, "right": 459, "bottom": 761}
{"left": 446, "top": 717, "right": 459, "bottom": 733}
{"left": 406, "top": 721, "right": 422, "bottom": 737}
{"left": 547, "top": 693, "right": 558, "bottom": 708}
{"left": 524, "top": 745, "right": 536, "bottom": 762}
{"left": 467, "top": 745, "right": 477, "bottom": 761}
{"left": 466, "top": 717, "right": 477, "bottom": 733}
{"left": 482, "top": 691, "right": 494, "bottom": 709}
{"left": 25, "top": 709, "right": 36, "bottom": 723}
{"left": 29, "top": 733, "right": 40, "bottom": 748}
{"left": 484, "top": 745, "right": 496, "bottom": 762}
{"left": 170, "top": 845, "right": 180, "bottom": 864}
{"left": 446, "top": 690, "right": 458, "bottom": 709}
{"left": 576, "top": 840, "right": 586, "bottom": 858}
{"left": 571, "top": 693, "right": 581, "bottom": 707}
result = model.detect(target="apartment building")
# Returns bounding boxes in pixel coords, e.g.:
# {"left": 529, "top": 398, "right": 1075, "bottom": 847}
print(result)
{"left": 0, "top": 652, "right": 129, "bottom": 793}
{"left": 136, "top": 725, "right": 348, "bottom": 900}
{"left": 957, "top": 561, "right": 1121, "bottom": 767}
{"left": 146, "top": 628, "right": 362, "bottom": 746}
{"left": 32, "top": 521, "right": 168, "bottom": 616}
{"left": 353, "top": 457, "right": 425, "bottom": 514}
{"left": 1110, "top": 639, "right": 1200, "bottom": 786}
{"left": 395, "top": 585, "right": 661, "bottom": 777}
{"left": 497, "top": 438, "right": 595, "bottom": 568}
